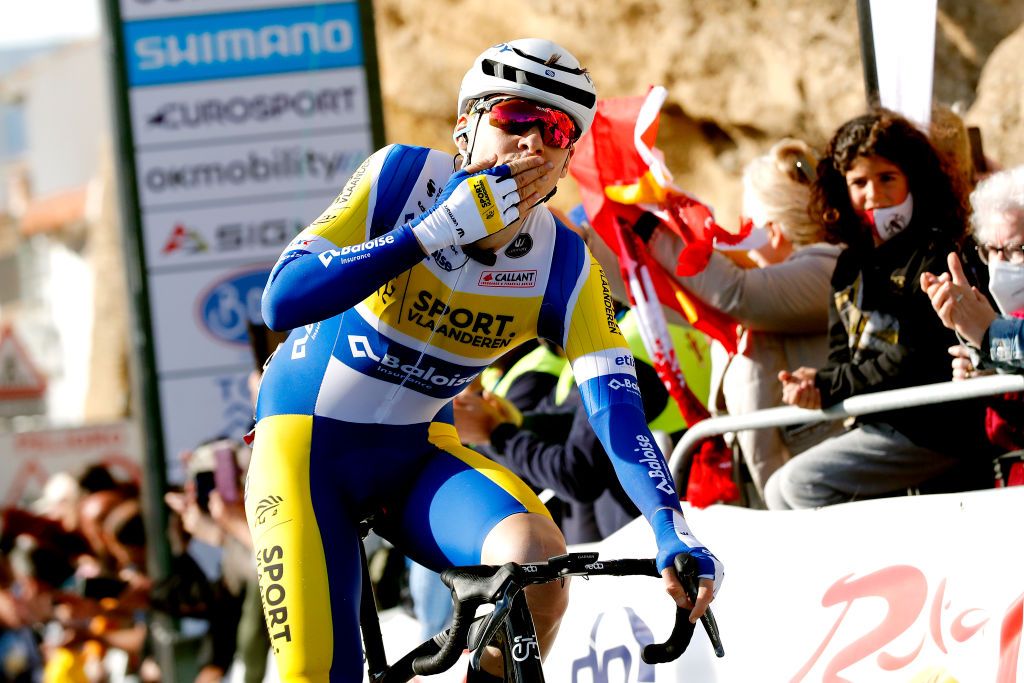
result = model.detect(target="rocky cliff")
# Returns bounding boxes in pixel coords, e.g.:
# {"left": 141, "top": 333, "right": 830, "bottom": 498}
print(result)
{"left": 373, "top": 0, "right": 1024, "bottom": 224}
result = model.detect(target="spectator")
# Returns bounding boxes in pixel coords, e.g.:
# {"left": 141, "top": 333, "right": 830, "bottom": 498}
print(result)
{"left": 454, "top": 308, "right": 706, "bottom": 543}
{"left": 923, "top": 166, "right": 1024, "bottom": 455}
{"left": 765, "top": 108, "right": 991, "bottom": 510}
{"left": 164, "top": 439, "right": 269, "bottom": 683}
{"left": 643, "top": 138, "right": 841, "bottom": 502}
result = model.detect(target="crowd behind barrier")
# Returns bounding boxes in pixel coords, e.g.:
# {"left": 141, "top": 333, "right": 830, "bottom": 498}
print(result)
{"left": 3, "top": 90, "right": 1024, "bottom": 681}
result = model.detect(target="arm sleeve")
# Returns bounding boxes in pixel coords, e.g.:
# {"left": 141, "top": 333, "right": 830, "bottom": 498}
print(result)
{"left": 543, "top": 241, "right": 682, "bottom": 522}
{"left": 986, "top": 316, "right": 1024, "bottom": 369}
{"left": 260, "top": 145, "right": 429, "bottom": 331}
{"left": 648, "top": 229, "right": 837, "bottom": 333}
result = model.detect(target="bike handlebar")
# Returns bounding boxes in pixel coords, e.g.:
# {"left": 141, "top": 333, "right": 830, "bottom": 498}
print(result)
{"left": 406, "top": 551, "right": 723, "bottom": 677}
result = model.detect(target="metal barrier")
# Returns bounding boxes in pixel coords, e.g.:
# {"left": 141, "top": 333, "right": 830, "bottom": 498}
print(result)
{"left": 668, "top": 373, "right": 1024, "bottom": 482}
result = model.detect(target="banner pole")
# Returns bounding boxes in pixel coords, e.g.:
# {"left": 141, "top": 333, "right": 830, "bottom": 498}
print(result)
{"left": 856, "top": 0, "right": 881, "bottom": 108}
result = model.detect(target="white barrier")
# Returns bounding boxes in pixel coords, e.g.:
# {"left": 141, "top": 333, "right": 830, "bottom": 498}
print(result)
{"left": 543, "top": 487, "right": 1024, "bottom": 682}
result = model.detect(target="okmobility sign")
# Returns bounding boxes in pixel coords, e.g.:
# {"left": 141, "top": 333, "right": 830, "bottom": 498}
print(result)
{"left": 105, "top": 0, "right": 383, "bottom": 482}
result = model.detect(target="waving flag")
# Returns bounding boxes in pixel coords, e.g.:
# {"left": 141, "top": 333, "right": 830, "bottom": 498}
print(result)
{"left": 569, "top": 86, "right": 740, "bottom": 507}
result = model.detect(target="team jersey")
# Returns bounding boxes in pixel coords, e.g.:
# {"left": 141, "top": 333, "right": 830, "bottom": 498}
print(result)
{"left": 257, "top": 143, "right": 684, "bottom": 554}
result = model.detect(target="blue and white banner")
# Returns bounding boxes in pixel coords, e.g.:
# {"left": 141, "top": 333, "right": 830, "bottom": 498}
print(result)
{"left": 111, "top": 0, "right": 382, "bottom": 475}
{"left": 124, "top": 3, "right": 363, "bottom": 86}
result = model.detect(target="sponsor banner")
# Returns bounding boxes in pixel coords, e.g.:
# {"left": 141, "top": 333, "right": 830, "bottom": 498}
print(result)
{"left": 121, "top": 0, "right": 326, "bottom": 22}
{"left": 124, "top": 3, "right": 363, "bottom": 87}
{"left": 141, "top": 199, "right": 320, "bottom": 267}
{"left": 135, "top": 129, "right": 368, "bottom": 208}
{"left": 540, "top": 488, "right": 1024, "bottom": 681}
{"left": 158, "top": 371, "right": 255, "bottom": 483}
{"left": 378, "top": 488, "right": 1024, "bottom": 680}
{"left": 869, "top": 0, "right": 936, "bottom": 128}
{"left": 129, "top": 68, "right": 369, "bottom": 147}
{"left": 148, "top": 263, "right": 272, "bottom": 373}
{"left": 0, "top": 422, "right": 142, "bottom": 507}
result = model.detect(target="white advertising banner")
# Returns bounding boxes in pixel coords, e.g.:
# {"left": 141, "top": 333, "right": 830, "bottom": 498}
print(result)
{"left": 544, "top": 488, "right": 1024, "bottom": 682}
{"left": 869, "top": 0, "right": 937, "bottom": 128}
{"left": 157, "top": 372, "right": 256, "bottom": 482}
{"left": 120, "top": 0, "right": 325, "bottom": 21}
{"left": 134, "top": 130, "right": 368, "bottom": 208}
{"left": 140, "top": 197, "right": 324, "bottom": 269}
{"left": 148, "top": 262, "right": 274, "bottom": 374}
{"left": 382, "top": 488, "right": 1024, "bottom": 682}
{"left": 112, "top": 0, "right": 380, "bottom": 474}
{"left": 129, "top": 69, "right": 370, "bottom": 147}
{"left": 0, "top": 422, "right": 142, "bottom": 506}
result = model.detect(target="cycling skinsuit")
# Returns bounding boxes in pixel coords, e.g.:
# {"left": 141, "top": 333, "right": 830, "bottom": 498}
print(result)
{"left": 245, "top": 144, "right": 690, "bottom": 682}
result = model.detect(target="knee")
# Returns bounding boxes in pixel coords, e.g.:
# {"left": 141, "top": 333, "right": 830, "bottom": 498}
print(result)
{"left": 763, "top": 467, "right": 791, "bottom": 510}
{"left": 480, "top": 513, "right": 566, "bottom": 566}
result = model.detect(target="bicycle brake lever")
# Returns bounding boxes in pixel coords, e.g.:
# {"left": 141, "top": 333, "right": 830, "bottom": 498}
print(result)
{"left": 675, "top": 554, "right": 725, "bottom": 658}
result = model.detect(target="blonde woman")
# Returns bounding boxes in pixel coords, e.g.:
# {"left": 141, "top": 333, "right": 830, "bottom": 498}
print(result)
{"left": 647, "top": 138, "right": 841, "bottom": 503}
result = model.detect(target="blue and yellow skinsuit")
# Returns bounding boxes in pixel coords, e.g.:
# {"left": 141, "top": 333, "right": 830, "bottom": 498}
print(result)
{"left": 246, "top": 144, "right": 697, "bottom": 681}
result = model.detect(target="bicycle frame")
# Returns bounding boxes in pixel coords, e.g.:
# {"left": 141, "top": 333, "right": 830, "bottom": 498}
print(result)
{"left": 359, "top": 549, "right": 724, "bottom": 682}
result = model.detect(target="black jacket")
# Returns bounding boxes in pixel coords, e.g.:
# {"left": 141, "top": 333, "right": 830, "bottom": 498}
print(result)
{"left": 814, "top": 221, "right": 987, "bottom": 455}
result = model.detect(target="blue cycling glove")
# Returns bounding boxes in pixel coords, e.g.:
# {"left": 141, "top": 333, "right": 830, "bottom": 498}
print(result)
{"left": 411, "top": 165, "right": 521, "bottom": 253}
{"left": 651, "top": 507, "right": 724, "bottom": 596}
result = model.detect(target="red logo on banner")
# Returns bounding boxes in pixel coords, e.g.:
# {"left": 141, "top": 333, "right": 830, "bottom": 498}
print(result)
{"left": 794, "top": 565, "right": 1022, "bottom": 681}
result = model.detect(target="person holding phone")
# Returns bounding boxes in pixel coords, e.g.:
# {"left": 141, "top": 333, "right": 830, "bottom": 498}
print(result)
{"left": 246, "top": 39, "right": 724, "bottom": 683}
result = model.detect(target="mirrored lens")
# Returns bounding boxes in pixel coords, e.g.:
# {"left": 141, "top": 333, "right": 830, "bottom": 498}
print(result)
{"left": 487, "top": 99, "right": 577, "bottom": 149}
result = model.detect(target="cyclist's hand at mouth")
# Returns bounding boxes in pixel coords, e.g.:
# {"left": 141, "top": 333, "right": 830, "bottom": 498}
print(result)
{"left": 411, "top": 154, "right": 553, "bottom": 255}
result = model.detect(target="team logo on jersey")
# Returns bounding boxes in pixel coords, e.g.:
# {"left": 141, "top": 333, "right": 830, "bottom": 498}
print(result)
{"left": 478, "top": 270, "right": 537, "bottom": 288}
{"left": 431, "top": 248, "right": 456, "bottom": 271}
{"left": 504, "top": 233, "right": 533, "bottom": 259}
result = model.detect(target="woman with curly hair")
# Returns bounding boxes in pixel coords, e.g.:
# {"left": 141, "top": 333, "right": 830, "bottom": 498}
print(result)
{"left": 765, "top": 109, "right": 991, "bottom": 510}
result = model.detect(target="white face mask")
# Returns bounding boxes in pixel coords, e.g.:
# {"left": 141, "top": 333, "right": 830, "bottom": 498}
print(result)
{"left": 861, "top": 192, "right": 914, "bottom": 243}
{"left": 988, "top": 257, "right": 1024, "bottom": 314}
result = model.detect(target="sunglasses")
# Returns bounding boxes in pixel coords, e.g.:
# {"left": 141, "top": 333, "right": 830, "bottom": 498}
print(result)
{"left": 478, "top": 98, "right": 579, "bottom": 149}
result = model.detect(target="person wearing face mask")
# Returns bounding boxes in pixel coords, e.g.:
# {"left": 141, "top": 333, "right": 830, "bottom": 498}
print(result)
{"left": 922, "top": 166, "right": 1024, "bottom": 453}
{"left": 246, "top": 39, "right": 723, "bottom": 683}
{"left": 631, "top": 138, "right": 841, "bottom": 505}
{"left": 764, "top": 109, "right": 991, "bottom": 511}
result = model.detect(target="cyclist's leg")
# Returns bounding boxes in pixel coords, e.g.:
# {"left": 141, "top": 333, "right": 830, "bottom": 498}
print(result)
{"left": 245, "top": 414, "right": 364, "bottom": 683}
{"left": 384, "top": 422, "right": 568, "bottom": 677}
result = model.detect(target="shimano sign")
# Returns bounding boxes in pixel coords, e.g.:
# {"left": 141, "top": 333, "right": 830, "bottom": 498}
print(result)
{"left": 124, "top": 4, "right": 363, "bottom": 86}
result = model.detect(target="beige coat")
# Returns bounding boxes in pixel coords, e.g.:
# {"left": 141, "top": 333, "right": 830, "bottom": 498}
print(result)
{"left": 647, "top": 230, "right": 842, "bottom": 495}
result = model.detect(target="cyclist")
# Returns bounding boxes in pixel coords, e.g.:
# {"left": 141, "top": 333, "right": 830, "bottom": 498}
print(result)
{"left": 245, "top": 38, "right": 724, "bottom": 682}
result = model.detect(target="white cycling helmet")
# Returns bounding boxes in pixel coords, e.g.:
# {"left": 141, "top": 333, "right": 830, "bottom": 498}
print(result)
{"left": 457, "top": 39, "right": 597, "bottom": 137}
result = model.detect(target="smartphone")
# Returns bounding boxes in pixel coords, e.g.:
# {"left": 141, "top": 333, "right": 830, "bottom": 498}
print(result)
{"left": 194, "top": 471, "right": 216, "bottom": 512}
{"left": 213, "top": 444, "right": 241, "bottom": 504}
{"left": 81, "top": 576, "right": 128, "bottom": 600}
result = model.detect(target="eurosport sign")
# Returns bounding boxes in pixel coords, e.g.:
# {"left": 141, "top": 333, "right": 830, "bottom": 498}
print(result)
{"left": 107, "top": 0, "right": 382, "bottom": 479}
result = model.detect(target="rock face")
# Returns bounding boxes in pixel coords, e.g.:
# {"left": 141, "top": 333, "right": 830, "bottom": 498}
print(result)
{"left": 373, "top": 0, "right": 1024, "bottom": 224}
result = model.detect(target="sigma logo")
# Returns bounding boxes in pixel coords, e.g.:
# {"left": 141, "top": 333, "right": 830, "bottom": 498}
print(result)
{"left": 478, "top": 270, "right": 537, "bottom": 288}
{"left": 607, "top": 377, "right": 640, "bottom": 393}
{"left": 319, "top": 235, "right": 395, "bottom": 266}
{"left": 197, "top": 268, "right": 270, "bottom": 345}
{"left": 164, "top": 219, "right": 301, "bottom": 257}
{"left": 504, "top": 233, "right": 533, "bottom": 259}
